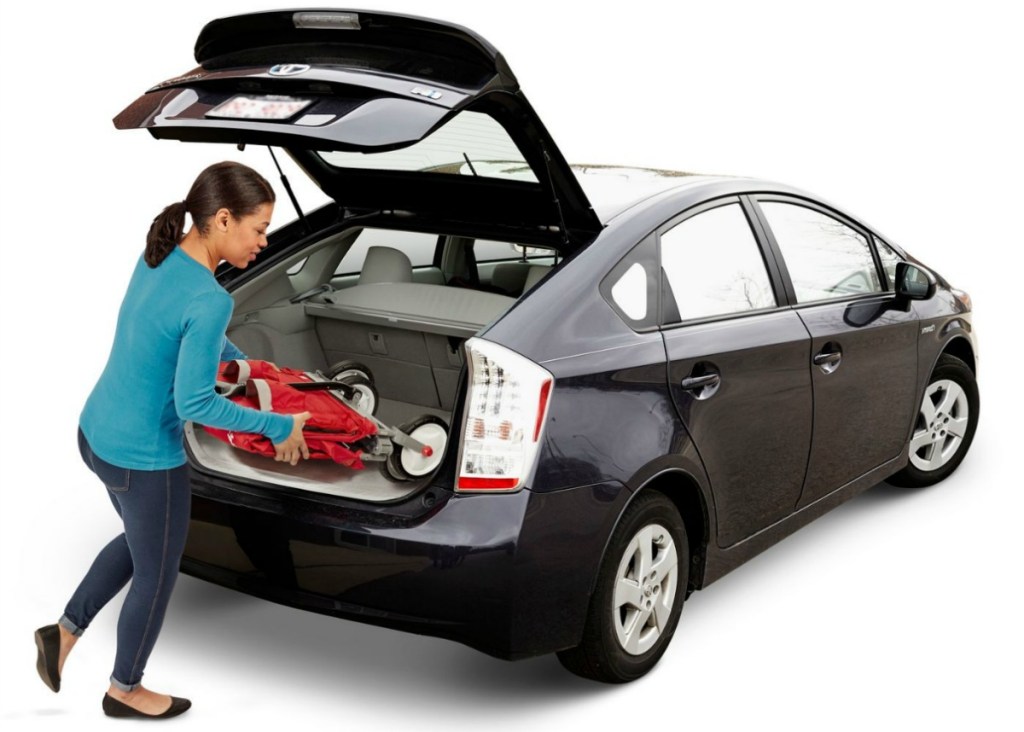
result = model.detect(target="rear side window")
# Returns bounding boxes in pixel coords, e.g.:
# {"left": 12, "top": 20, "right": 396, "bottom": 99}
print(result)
{"left": 601, "top": 234, "right": 660, "bottom": 330}
{"left": 334, "top": 229, "right": 439, "bottom": 275}
{"left": 760, "top": 202, "right": 882, "bottom": 303}
{"left": 660, "top": 203, "right": 776, "bottom": 322}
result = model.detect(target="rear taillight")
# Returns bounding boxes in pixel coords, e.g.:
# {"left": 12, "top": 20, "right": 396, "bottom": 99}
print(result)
{"left": 456, "top": 338, "right": 553, "bottom": 493}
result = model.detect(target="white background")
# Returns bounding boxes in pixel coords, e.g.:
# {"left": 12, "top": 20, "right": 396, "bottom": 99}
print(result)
{"left": 1, "top": 1, "right": 1020, "bottom": 729}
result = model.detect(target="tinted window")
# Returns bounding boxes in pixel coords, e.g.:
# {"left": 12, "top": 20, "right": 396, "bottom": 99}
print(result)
{"left": 602, "top": 234, "right": 659, "bottom": 329}
{"left": 760, "top": 202, "right": 882, "bottom": 303}
{"left": 335, "top": 228, "right": 438, "bottom": 275}
{"left": 611, "top": 263, "right": 649, "bottom": 320}
{"left": 660, "top": 203, "right": 776, "bottom": 322}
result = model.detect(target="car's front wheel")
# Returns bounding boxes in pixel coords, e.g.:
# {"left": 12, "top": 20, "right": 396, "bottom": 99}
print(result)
{"left": 557, "top": 491, "right": 688, "bottom": 683}
{"left": 888, "top": 353, "right": 979, "bottom": 487}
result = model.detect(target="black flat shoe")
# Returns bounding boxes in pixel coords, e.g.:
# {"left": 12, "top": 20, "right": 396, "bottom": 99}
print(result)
{"left": 102, "top": 693, "right": 192, "bottom": 719}
{"left": 34, "top": 624, "right": 61, "bottom": 693}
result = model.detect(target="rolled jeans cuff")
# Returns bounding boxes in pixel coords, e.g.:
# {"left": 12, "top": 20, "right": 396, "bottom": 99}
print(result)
{"left": 109, "top": 674, "right": 142, "bottom": 692}
{"left": 58, "top": 615, "right": 84, "bottom": 637}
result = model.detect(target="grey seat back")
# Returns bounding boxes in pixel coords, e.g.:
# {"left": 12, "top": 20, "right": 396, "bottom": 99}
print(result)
{"left": 522, "top": 265, "right": 551, "bottom": 292}
{"left": 489, "top": 262, "right": 532, "bottom": 295}
{"left": 359, "top": 246, "right": 414, "bottom": 285}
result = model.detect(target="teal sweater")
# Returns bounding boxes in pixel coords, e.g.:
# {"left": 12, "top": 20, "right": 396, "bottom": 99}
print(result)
{"left": 79, "top": 246, "right": 293, "bottom": 469}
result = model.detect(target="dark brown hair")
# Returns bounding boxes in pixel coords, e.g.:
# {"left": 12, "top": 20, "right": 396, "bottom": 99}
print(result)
{"left": 145, "top": 161, "right": 276, "bottom": 268}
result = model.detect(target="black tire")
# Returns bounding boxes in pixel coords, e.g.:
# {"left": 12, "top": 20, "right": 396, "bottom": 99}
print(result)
{"left": 887, "top": 353, "right": 979, "bottom": 488}
{"left": 336, "top": 373, "right": 378, "bottom": 416}
{"left": 557, "top": 491, "right": 689, "bottom": 683}
{"left": 386, "top": 415, "right": 449, "bottom": 481}
{"left": 326, "top": 360, "right": 374, "bottom": 384}
{"left": 378, "top": 451, "right": 405, "bottom": 483}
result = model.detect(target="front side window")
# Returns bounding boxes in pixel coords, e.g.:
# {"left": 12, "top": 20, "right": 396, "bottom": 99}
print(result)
{"left": 760, "top": 202, "right": 882, "bottom": 303}
{"left": 875, "top": 236, "right": 903, "bottom": 289}
{"left": 660, "top": 203, "right": 776, "bottom": 322}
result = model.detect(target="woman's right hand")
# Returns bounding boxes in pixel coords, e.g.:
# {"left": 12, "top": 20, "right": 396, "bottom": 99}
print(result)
{"left": 273, "top": 411, "right": 311, "bottom": 465}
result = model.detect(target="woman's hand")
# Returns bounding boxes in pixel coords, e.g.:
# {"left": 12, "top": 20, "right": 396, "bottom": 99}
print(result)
{"left": 273, "top": 411, "right": 311, "bottom": 465}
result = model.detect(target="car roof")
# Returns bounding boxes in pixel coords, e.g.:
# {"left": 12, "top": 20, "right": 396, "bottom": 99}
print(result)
{"left": 572, "top": 166, "right": 751, "bottom": 223}
{"left": 571, "top": 165, "right": 691, "bottom": 223}
{"left": 573, "top": 169, "right": 900, "bottom": 257}
{"left": 575, "top": 167, "right": 856, "bottom": 220}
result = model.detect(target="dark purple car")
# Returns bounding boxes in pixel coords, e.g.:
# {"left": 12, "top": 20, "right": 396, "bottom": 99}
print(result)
{"left": 113, "top": 8, "right": 979, "bottom": 682}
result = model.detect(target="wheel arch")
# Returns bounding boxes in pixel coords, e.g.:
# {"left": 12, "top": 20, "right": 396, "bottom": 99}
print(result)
{"left": 645, "top": 471, "right": 711, "bottom": 593}
{"left": 890, "top": 331, "right": 980, "bottom": 487}
{"left": 939, "top": 335, "right": 976, "bottom": 376}
{"left": 594, "top": 469, "right": 712, "bottom": 596}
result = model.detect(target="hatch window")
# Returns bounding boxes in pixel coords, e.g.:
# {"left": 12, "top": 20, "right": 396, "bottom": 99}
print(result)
{"left": 318, "top": 111, "right": 537, "bottom": 183}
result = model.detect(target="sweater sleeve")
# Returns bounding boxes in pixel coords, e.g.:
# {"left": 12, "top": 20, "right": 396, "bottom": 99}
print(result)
{"left": 175, "top": 291, "right": 293, "bottom": 444}
{"left": 219, "top": 336, "right": 248, "bottom": 362}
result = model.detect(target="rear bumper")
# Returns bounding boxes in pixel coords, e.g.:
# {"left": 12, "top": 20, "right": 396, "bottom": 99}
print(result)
{"left": 181, "top": 473, "right": 629, "bottom": 660}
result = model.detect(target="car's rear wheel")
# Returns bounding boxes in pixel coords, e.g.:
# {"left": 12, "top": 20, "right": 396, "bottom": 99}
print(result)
{"left": 888, "top": 353, "right": 979, "bottom": 487}
{"left": 557, "top": 491, "right": 688, "bottom": 683}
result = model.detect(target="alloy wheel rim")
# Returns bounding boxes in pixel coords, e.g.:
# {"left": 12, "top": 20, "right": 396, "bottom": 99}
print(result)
{"left": 909, "top": 379, "right": 969, "bottom": 472}
{"left": 612, "top": 522, "right": 679, "bottom": 656}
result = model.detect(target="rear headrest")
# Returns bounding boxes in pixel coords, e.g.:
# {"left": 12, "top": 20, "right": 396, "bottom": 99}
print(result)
{"left": 490, "top": 262, "right": 532, "bottom": 295}
{"left": 522, "top": 265, "right": 551, "bottom": 293}
{"left": 359, "top": 246, "right": 413, "bottom": 285}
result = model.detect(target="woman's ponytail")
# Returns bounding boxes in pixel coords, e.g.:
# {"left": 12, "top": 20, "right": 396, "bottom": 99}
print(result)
{"left": 145, "top": 201, "right": 187, "bottom": 268}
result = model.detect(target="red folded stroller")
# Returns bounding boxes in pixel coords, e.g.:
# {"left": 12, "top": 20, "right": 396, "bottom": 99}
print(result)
{"left": 204, "top": 359, "right": 449, "bottom": 481}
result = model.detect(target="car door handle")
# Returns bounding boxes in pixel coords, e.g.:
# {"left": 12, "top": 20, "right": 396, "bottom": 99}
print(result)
{"left": 812, "top": 343, "right": 843, "bottom": 374}
{"left": 681, "top": 374, "right": 721, "bottom": 391}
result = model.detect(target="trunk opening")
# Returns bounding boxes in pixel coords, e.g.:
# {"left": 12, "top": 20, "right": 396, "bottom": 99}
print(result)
{"left": 188, "top": 221, "right": 550, "bottom": 503}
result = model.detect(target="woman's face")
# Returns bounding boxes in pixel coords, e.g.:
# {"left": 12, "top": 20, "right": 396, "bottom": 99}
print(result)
{"left": 214, "top": 202, "right": 273, "bottom": 268}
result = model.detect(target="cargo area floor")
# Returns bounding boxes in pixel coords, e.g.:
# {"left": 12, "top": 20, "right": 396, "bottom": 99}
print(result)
{"left": 184, "top": 398, "right": 452, "bottom": 502}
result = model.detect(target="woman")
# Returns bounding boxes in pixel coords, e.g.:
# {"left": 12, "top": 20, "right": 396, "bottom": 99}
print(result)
{"left": 34, "top": 161, "right": 310, "bottom": 719}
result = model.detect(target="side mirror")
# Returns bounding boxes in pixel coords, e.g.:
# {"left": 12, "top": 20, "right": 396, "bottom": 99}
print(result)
{"left": 895, "top": 261, "right": 936, "bottom": 301}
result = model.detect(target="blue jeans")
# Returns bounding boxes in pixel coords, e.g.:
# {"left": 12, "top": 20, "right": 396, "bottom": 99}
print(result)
{"left": 59, "top": 428, "right": 191, "bottom": 691}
